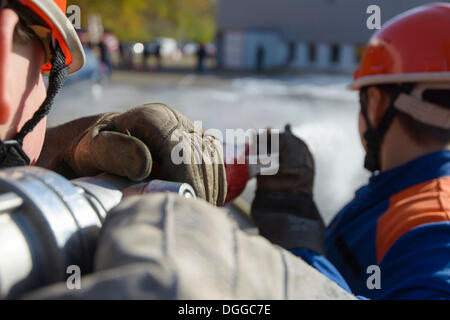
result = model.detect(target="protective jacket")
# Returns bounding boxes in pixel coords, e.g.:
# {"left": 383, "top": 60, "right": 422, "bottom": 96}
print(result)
{"left": 302, "top": 151, "right": 450, "bottom": 299}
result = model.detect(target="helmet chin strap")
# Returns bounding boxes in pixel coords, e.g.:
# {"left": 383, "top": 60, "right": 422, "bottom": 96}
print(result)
{"left": 360, "top": 86, "right": 409, "bottom": 173}
{"left": 0, "top": 43, "right": 68, "bottom": 168}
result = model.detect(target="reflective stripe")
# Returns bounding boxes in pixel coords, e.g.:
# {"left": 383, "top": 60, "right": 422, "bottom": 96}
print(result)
{"left": 376, "top": 177, "right": 450, "bottom": 263}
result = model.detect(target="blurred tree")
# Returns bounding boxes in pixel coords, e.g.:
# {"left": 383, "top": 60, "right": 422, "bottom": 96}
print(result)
{"left": 68, "top": 0, "right": 217, "bottom": 42}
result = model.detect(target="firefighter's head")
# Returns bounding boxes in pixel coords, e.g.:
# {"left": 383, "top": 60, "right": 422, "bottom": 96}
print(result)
{"left": 350, "top": 3, "right": 450, "bottom": 173}
{"left": 0, "top": 0, "right": 84, "bottom": 165}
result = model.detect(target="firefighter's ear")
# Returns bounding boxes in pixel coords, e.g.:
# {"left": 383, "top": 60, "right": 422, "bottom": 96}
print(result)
{"left": 366, "top": 86, "right": 390, "bottom": 127}
{"left": 0, "top": 9, "right": 19, "bottom": 125}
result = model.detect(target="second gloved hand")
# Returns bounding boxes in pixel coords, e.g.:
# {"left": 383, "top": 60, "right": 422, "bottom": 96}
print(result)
{"left": 251, "top": 125, "right": 326, "bottom": 254}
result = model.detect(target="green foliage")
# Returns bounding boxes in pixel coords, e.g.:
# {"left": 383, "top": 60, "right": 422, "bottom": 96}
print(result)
{"left": 68, "top": 0, "right": 216, "bottom": 42}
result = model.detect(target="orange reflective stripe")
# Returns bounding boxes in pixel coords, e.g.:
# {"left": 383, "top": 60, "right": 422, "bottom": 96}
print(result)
{"left": 376, "top": 177, "right": 450, "bottom": 263}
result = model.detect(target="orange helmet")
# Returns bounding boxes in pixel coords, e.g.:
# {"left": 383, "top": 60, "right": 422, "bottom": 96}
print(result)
{"left": 17, "top": 0, "right": 85, "bottom": 73}
{"left": 353, "top": 3, "right": 450, "bottom": 173}
{"left": 350, "top": 3, "right": 450, "bottom": 90}
{"left": 0, "top": 0, "right": 85, "bottom": 164}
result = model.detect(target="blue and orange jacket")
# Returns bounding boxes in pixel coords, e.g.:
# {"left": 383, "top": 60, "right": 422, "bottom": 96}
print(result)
{"left": 293, "top": 150, "right": 450, "bottom": 299}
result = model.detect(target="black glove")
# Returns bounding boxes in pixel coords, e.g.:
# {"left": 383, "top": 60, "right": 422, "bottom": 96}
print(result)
{"left": 251, "top": 125, "right": 325, "bottom": 255}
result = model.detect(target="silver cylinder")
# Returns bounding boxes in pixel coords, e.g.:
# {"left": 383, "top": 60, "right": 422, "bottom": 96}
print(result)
{"left": 0, "top": 167, "right": 196, "bottom": 299}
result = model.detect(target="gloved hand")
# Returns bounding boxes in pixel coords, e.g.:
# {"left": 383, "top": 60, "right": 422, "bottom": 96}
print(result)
{"left": 251, "top": 125, "right": 325, "bottom": 254}
{"left": 37, "top": 104, "right": 227, "bottom": 206}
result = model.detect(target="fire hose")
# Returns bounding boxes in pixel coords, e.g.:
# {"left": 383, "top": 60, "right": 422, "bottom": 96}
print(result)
{"left": 0, "top": 166, "right": 198, "bottom": 299}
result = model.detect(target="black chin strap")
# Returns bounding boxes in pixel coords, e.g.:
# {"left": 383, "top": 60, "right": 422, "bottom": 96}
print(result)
{"left": 360, "top": 85, "right": 414, "bottom": 173}
{"left": 360, "top": 83, "right": 414, "bottom": 173}
{"left": 360, "top": 101, "right": 397, "bottom": 173}
{"left": 0, "top": 44, "right": 68, "bottom": 168}
{"left": 14, "top": 44, "right": 68, "bottom": 144}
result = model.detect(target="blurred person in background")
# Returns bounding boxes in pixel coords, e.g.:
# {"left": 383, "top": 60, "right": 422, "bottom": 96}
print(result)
{"left": 97, "top": 39, "right": 111, "bottom": 77}
{"left": 118, "top": 41, "right": 127, "bottom": 68}
{"left": 256, "top": 45, "right": 265, "bottom": 73}
{"left": 99, "top": 30, "right": 118, "bottom": 74}
{"left": 142, "top": 42, "right": 151, "bottom": 70}
{"left": 154, "top": 42, "right": 161, "bottom": 71}
{"left": 196, "top": 43, "right": 207, "bottom": 73}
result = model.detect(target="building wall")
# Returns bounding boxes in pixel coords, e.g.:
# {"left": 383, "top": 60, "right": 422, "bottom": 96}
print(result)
{"left": 244, "top": 31, "right": 288, "bottom": 70}
{"left": 217, "top": 0, "right": 445, "bottom": 72}
{"left": 221, "top": 31, "right": 359, "bottom": 72}
{"left": 217, "top": 0, "right": 443, "bottom": 44}
{"left": 223, "top": 31, "right": 245, "bottom": 69}
{"left": 291, "top": 43, "right": 309, "bottom": 69}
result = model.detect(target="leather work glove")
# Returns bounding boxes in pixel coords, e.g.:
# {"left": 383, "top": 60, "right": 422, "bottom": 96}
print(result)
{"left": 251, "top": 125, "right": 325, "bottom": 255}
{"left": 37, "top": 104, "right": 227, "bottom": 206}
